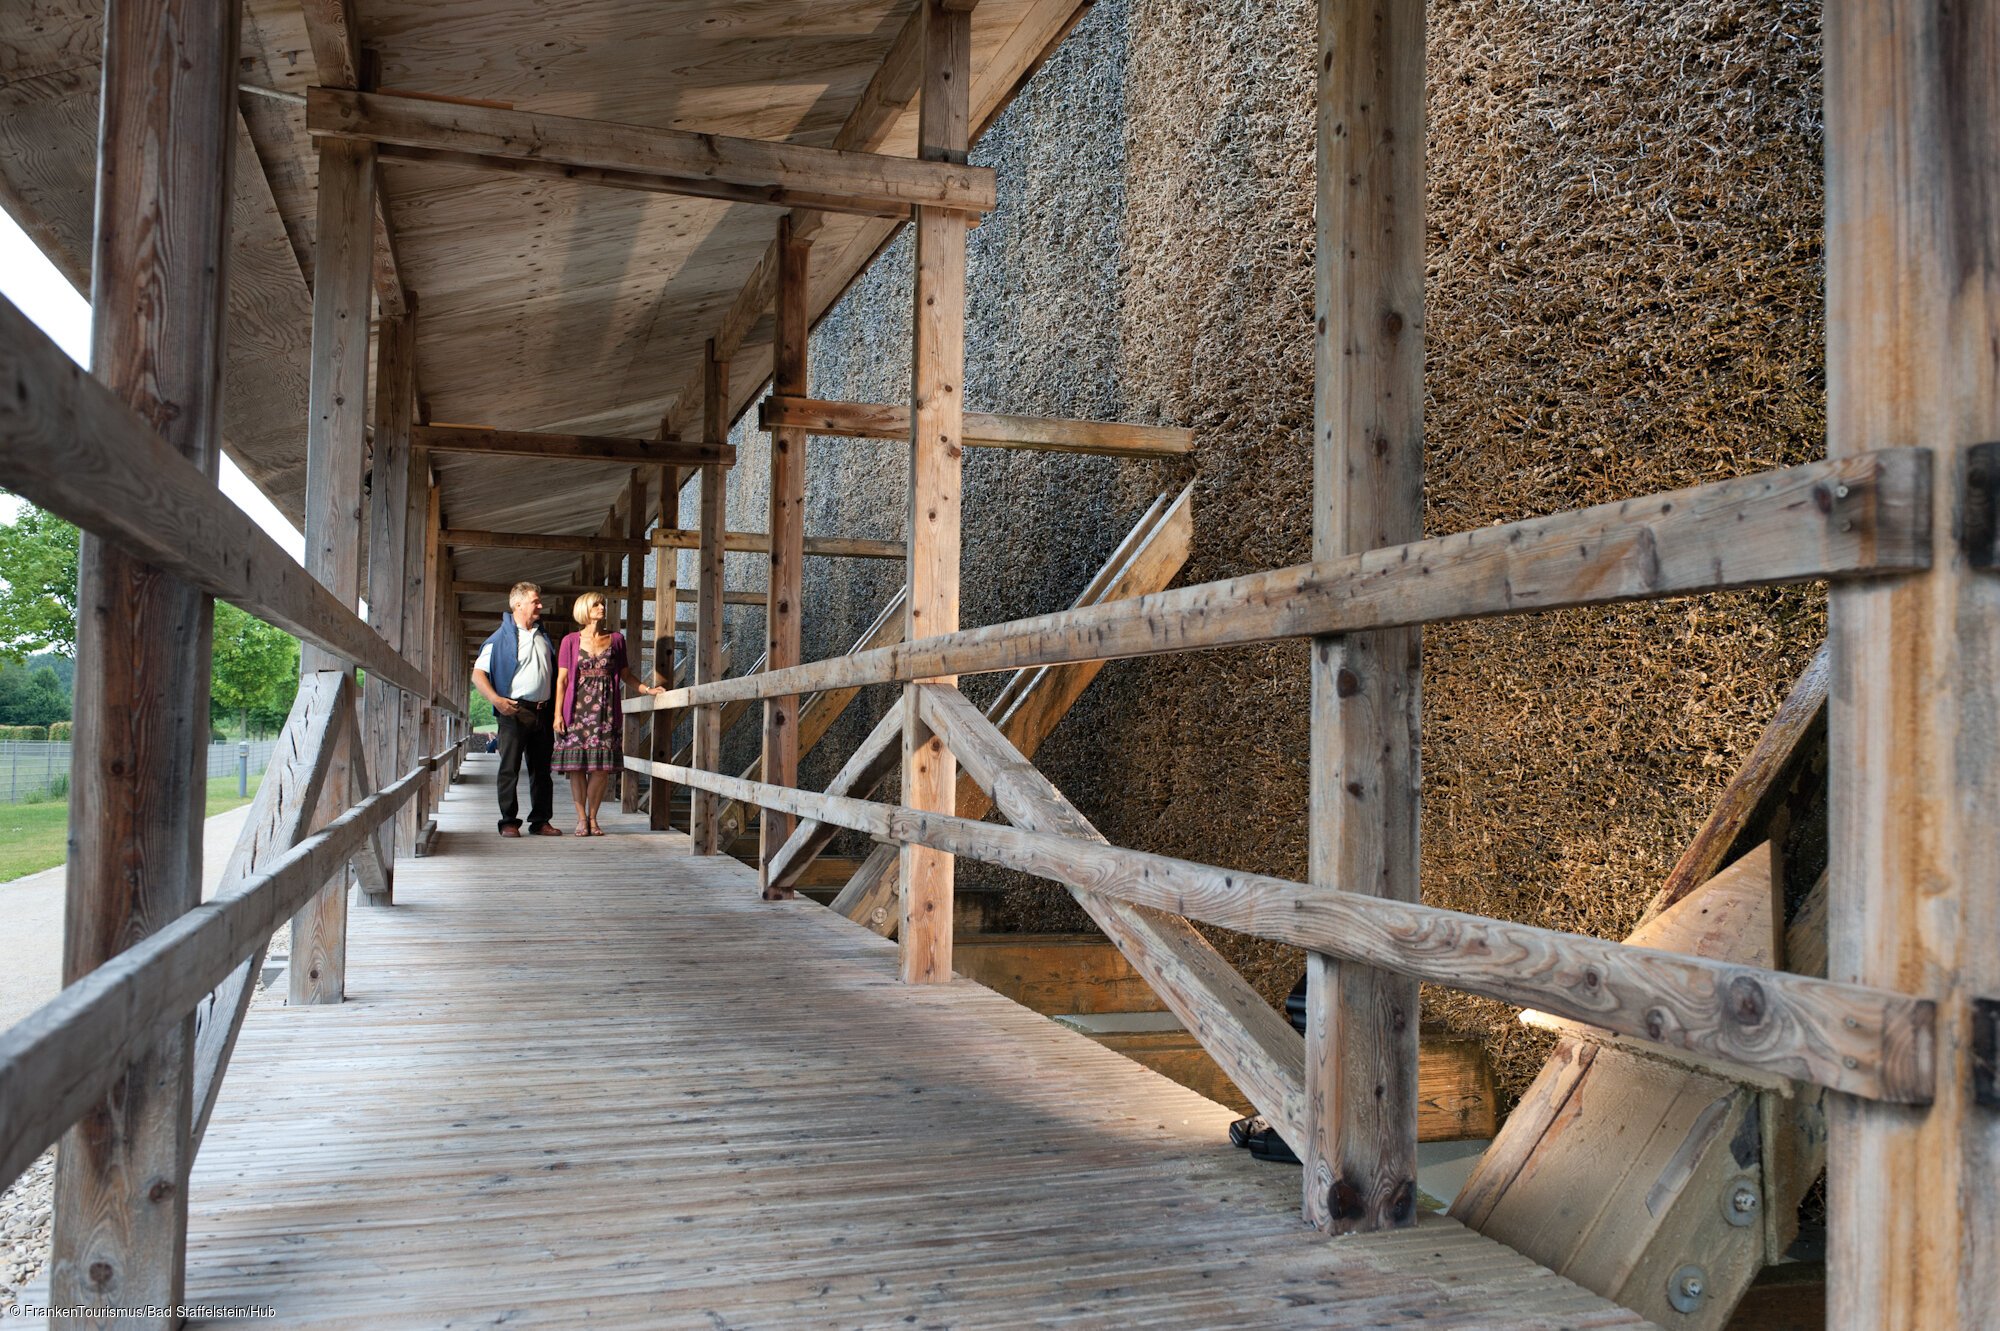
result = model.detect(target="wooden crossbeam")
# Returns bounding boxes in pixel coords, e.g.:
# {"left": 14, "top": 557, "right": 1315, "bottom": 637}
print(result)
{"left": 915, "top": 683, "right": 1309, "bottom": 1150}
{"left": 306, "top": 88, "right": 998, "bottom": 220}
{"left": 652, "top": 528, "right": 905, "bottom": 560}
{"left": 631, "top": 452, "right": 1931, "bottom": 714}
{"left": 412, "top": 424, "right": 733, "bottom": 467}
{"left": 760, "top": 395, "right": 1194, "bottom": 459}
{"left": 443, "top": 528, "right": 648, "bottom": 556}
{"left": 190, "top": 673, "right": 347, "bottom": 1152}
{"left": 456, "top": 584, "right": 768, "bottom": 607}
{"left": 621, "top": 753, "right": 1935, "bottom": 1105}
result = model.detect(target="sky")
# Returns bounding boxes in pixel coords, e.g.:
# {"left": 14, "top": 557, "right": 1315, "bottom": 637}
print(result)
{"left": 0, "top": 210, "right": 307, "bottom": 562}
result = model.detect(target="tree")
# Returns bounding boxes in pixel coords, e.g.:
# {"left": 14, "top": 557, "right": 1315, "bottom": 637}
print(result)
{"left": 0, "top": 500, "right": 80, "bottom": 662}
{"left": 211, "top": 602, "right": 299, "bottom": 737}
{"left": 0, "top": 664, "right": 70, "bottom": 725}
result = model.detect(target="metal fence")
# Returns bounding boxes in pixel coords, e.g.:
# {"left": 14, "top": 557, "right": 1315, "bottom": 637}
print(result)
{"left": 0, "top": 738, "right": 282, "bottom": 805}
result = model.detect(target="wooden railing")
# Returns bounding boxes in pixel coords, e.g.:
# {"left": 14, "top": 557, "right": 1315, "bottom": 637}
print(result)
{"left": 626, "top": 447, "right": 1941, "bottom": 1148}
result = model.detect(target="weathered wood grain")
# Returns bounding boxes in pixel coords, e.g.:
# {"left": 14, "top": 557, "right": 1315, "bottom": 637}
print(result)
{"left": 365, "top": 307, "right": 417, "bottom": 887}
{"left": 759, "top": 395, "right": 1194, "bottom": 458}
{"left": 651, "top": 528, "right": 906, "bottom": 559}
{"left": 50, "top": 4, "right": 241, "bottom": 1315}
{"left": 766, "top": 700, "right": 909, "bottom": 891}
{"left": 1823, "top": 2, "right": 2000, "bottom": 1326}
{"left": 901, "top": 0, "right": 972, "bottom": 984}
{"left": 630, "top": 452, "right": 1932, "bottom": 714}
{"left": 761, "top": 218, "right": 811, "bottom": 893}
{"left": 308, "top": 88, "right": 997, "bottom": 217}
{"left": 623, "top": 755, "right": 1936, "bottom": 1104}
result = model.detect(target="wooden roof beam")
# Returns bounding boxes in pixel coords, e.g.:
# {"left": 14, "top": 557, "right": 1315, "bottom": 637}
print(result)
{"left": 306, "top": 89, "right": 998, "bottom": 220}
{"left": 300, "top": 2, "right": 409, "bottom": 319}
{"left": 760, "top": 396, "right": 1193, "bottom": 459}
{"left": 413, "top": 424, "right": 733, "bottom": 467}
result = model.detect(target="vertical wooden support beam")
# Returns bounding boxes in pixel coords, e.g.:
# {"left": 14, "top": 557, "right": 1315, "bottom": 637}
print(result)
{"left": 690, "top": 343, "right": 730, "bottom": 853}
{"left": 419, "top": 481, "right": 442, "bottom": 832}
{"left": 649, "top": 464, "right": 681, "bottom": 830}
{"left": 50, "top": 1, "right": 241, "bottom": 1318}
{"left": 1824, "top": 3, "right": 2000, "bottom": 1326}
{"left": 622, "top": 469, "right": 648, "bottom": 812}
{"left": 1302, "top": 0, "right": 1425, "bottom": 1234}
{"left": 760, "top": 217, "right": 811, "bottom": 896}
{"left": 363, "top": 301, "right": 415, "bottom": 895}
{"left": 899, "top": 0, "right": 970, "bottom": 983}
{"left": 291, "top": 135, "right": 377, "bottom": 1006}
{"left": 397, "top": 445, "right": 430, "bottom": 855}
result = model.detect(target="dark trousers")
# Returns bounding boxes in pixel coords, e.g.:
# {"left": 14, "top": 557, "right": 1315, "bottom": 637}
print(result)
{"left": 495, "top": 698, "right": 555, "bottom": 831}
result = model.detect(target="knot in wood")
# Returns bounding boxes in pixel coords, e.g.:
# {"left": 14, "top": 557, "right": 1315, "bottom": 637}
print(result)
{"left": 89, "top": 1261, "right": 115, "bottom": 1289}
{"left": 1330, "top": 1176, "right": 1369, "bottom": 1221}
{"left": 1726, "top": 974, "right": 1768, "bottom": 1026}
{"left": 1335, "top": 667, "right": 1362, "bottom": 697}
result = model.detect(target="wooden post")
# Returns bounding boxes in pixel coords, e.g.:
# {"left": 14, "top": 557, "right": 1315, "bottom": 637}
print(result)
{"left": 622, "top": 468, "right": 648, "bottom": 813}
{"left": 419, "top": 481, "right": 442, "bottom": 832}
{"left": 899, "top": 0, "right": 969, "bottom": 983}
{"left": 50, "top": 0, "right": 240, "bottom": 1318}
{"left": 397, "top": 443, "right": 430, "bottom": 855}
{"left": 1825, "top": 3, "right": 2000, "bottom": 1326}
{"left": 760, "top": 216, "right": 810, "bottom": 895}
{"left": 691, "top": 344, "right": 730, "bottom": 853}
{"left": 364, "top": 301, "right": 415, "bottom": 895}
{"left": 1302, "top": 0, "right": 1425, "bottom": 1234}
{"left": 648, "top": 464, "right": 679, "bottom": 829}
{"left": 291, "top": 133, "right": 377, "bottom": 1005}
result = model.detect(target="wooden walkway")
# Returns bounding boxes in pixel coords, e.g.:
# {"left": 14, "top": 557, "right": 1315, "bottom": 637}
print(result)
{"left": 185, "top": 754, "right": 1651, "bottom": 1329}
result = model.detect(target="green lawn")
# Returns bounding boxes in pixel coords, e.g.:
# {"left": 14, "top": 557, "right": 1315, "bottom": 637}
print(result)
{"left": 0, "top": 773, "right": 262, "bottom": 884}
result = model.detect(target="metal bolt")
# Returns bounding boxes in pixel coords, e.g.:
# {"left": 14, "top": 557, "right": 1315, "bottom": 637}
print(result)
{"left": 1835, "top": 484, "right": 1851, "bottom": 499}
{"left": 1732, "top": 1186, "right": 1759, "bottom": 1214}
{"left": 1681, "top": 1274, "right": 1704, "bottom": 1300}
{"left": 1668, "top": 1264, "right": 1709, "bottom": 1313}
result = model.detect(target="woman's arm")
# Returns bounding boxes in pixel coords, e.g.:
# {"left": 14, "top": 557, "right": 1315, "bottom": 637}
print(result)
{"left": 553, "top": 665, "right": 571, "bottom": 732}
{"left": 620, "top": 665, "right": 663, "bottom": 695}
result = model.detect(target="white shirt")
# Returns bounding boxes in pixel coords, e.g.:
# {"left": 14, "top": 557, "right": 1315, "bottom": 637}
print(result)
{"left": 474, "top": 622, "right": 554, "bottom": 702}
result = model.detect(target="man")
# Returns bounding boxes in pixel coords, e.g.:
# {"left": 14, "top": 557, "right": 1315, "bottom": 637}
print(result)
{"left": 472, "top": 582, "right": 562, "bottom": 837}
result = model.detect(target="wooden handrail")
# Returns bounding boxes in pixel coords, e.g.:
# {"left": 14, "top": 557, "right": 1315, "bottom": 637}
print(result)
{"left": 627, "top": 450, "right": 1931, "bottom": 714}
{"left": 622, "top": 745, "right": 1935, "bottom": 1104}
{"left": 0, "top": 297, "right": 444, "bottom": 706}
{"left": 0, "top": 744, "right": 449, "bottom": 1190}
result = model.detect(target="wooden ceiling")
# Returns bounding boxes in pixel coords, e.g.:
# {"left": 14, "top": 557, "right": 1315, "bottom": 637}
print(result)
{"left": 0, "top": 0, "right": 1088, "bottom": 597}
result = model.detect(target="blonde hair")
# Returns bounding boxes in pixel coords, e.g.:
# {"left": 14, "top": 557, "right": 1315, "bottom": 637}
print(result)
{"left": 572, "top": 590, "right": 609, "bottom": 627}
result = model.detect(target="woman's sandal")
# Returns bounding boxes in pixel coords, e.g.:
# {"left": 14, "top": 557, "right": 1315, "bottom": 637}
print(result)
{"left": 573, "top": 821, "right": 589, "bottom": 837}
{"left": 587, "top": 818, "right": 605, "bottom": 837}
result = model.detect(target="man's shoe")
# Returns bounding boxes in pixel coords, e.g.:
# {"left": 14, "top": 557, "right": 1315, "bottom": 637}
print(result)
{"left": 530, "top": 824, "right": 563, "bottom": 837}
{"left": 499, "top": 825, "right": 522, "bottom": 837}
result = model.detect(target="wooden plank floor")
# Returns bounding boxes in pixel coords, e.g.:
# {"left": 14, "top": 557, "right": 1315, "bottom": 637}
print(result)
{"left": 186, "top": 754, "right": 1653, "bottom": 1329}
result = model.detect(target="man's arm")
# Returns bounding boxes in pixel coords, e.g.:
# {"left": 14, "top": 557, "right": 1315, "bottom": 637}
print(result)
{"left": 471, "top": 668, "right": 519, "bottom": 717}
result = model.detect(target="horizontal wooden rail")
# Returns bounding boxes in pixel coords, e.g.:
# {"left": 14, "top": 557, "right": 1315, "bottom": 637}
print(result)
{"left": 0, "top": 297, "right": 441, "bottom": 704}
{"left": 457, "top": 585, "right": 769, "bottom": 608}
{"left": 759, "top": 396, "right": 1196, "bottom": 459}
{"left": 0, "top": 748, "right": 446, "bottom": 1191}
{"left": 443, "top": 528, "right": 648, "bottom": 556}
{"left": 629, "top": 451, "right": 1930, "bottom": 714}
{"left": 651, "top": 528, "right": 906, "bottom": 560}
{"left": 623, "top": 753, "right": 1936, "bottom": 1104}
{"left": 413, "top": 424, "right": 735, "bottom": 468}
{"left": 308, "top": 88, "right": 997, "bottom": 219}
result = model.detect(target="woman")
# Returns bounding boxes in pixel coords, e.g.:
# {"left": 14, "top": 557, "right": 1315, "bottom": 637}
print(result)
{"left": 553, "top": 591, "right": 665, "bottom": 835}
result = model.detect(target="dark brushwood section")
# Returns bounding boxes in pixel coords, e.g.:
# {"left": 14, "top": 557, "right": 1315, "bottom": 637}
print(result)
{"left": 1823, "top": 3, "right": 2000, "bottom": 1326}
{"left": 49, "top": 4, "right": 241, "bottom": 1316}
{"left": 1646, "top": 644, "right": 1828, "bottom": 920}
{"left": 632, "top": 451, "right": 1932, "bottom": 714}
{"left": 412, "top": 424, "right": 733, "bottom": 467}
{"left": 760, "top": 218, "right": 811, "bottom": 893}
{"left": 628, "top": 748, "right": 1936, "bottom": 1105}
{"left": 759, "top": 395, "right": 1194, "bottom": 458}
{"left": 1303, "top": 0, "right": 1426, "bottom": 1235}
{"left": 174, "top": 757, "right": 1647, "bottom": 1329}
{"left": 902, "top": 0, "right": 973, "bottom": 983}
{"left": 291, "top": 134, "right": 377, "bottom": 1006}
{"left": 306, "top": 88, "right": 998, "bottom": 218}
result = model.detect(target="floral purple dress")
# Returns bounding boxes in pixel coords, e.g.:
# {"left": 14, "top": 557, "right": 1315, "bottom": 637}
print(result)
{"left": 553, "top": 631, "right": 625, "bottom": 774}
